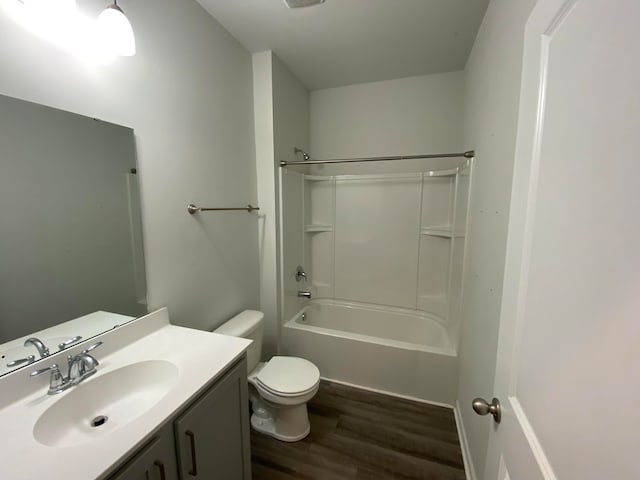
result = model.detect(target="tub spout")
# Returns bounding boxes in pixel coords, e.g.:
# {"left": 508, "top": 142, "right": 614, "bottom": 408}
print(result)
{"left": 297, "top": 291, "right": 312, "bottom": 299}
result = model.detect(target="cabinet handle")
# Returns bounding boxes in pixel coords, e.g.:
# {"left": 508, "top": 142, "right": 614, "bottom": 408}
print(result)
{"left": 185, "top": 430, "right": 198, "bottom": 476}
{"left": 154, "top": 460, "right": 166, "bottom": 480}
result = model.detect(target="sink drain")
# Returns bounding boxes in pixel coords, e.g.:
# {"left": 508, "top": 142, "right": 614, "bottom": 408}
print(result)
{"left": 90, "top": 415, "right": 108, "bottom": 427}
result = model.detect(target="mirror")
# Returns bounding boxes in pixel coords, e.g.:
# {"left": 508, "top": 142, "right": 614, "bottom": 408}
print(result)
{"left": 0, "top": 93, "right": 147, "bottom": 376}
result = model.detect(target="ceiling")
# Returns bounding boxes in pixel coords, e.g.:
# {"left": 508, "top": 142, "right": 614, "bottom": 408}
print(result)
{"left": 196, "top": 0, "right": 490, "bottom": 91}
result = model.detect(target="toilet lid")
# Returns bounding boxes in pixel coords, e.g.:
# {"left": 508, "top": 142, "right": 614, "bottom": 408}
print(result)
{"left": 256, "top": 356, "right": 320, "bottom": 396}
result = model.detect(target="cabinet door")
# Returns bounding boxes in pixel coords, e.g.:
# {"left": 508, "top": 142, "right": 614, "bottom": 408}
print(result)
{"left": 174, "top": 358, "right": 251, "bottom": 480}
{"left": 109, "top": 425, "right": 179, "bottom": 480}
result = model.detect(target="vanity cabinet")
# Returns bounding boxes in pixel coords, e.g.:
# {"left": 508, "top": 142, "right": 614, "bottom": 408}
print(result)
{"left": 108, "top": 357, "right": 250, "bottom": 480}
{"left": 175, "top": 356, "right": 251, "bottom": 479}
{"left": 108, "top": 425, "right": 179, "bottom": 480}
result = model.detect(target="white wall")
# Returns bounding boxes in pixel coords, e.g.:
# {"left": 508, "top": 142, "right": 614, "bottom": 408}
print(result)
{"left": 253, "top": 51, "right": 309, "bottom": 355}
{"left": 0, "top": 0, "right": 259, "bottom": 332}
{"left": 456, "top": 0, "right": 536, "bottom": 476}
{"left": 252, "top": 51, "right": 278, "bottom": 357}
{"left": 273, "top": 54, "right": 310, "bottom": 335}
{"left": 310, "top": 72, "right": 464, "bottom": 159}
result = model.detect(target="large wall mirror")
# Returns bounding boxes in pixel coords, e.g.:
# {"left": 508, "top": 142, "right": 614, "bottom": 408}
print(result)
{"left": 0, "top": 94, "right": 147, "bottom": 376}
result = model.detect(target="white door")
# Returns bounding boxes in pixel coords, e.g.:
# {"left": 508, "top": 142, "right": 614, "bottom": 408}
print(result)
{"left": 479, "top": 1, "right": 640, "bottom": 479}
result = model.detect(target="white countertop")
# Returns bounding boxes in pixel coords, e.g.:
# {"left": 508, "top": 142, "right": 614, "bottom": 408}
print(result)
{"left": 0, "top": 308, "right": 251, "bottom": 480}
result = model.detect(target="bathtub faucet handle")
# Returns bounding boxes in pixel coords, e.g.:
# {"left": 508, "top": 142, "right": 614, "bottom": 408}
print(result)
{"left": 297, "top": 291, "right": 312, "bottom": 299}
{"left": 295, "top": 266, "right": 307, "bottom": 283}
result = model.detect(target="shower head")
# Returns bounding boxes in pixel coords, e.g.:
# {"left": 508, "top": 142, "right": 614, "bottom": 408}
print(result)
{"left": 294, "top": 147, "right": 311, "bottom": 161}
{"left": 283, "top": 0, "right": 325, "bottom": 8}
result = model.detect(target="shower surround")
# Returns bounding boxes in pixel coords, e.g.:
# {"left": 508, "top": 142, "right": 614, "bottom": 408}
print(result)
{"left": 279, "top": 160, "right": 471, "bottom": 404}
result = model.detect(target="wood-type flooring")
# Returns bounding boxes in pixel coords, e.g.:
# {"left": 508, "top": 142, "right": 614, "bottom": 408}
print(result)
{"left": 251, "top": 380, "right": 466, "bottom": 480}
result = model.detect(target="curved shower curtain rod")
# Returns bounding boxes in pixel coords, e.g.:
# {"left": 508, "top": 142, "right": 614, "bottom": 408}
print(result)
{"left": 279, "top": 148, "right": 475, "bottom": 167}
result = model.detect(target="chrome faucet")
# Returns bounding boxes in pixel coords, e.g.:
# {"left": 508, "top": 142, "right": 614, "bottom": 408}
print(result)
{"left": 31, "top": 341, "right": 102, "bottom": 395}
{"left": 24, "top": 337, "right": 50, "bottom": 358}
{"left": 69, "top": 341, "right": 102, "bottom": 383}
{"left": 68, "top": 349, "right": 100, "bottom": 384}
{"left": 297, "top": 291, "right": 312, "bottom": 299}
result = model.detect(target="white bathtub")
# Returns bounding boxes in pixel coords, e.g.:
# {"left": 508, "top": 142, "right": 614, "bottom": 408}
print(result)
{"left": 281, "top": 299, "right": 459, "bottom": 405}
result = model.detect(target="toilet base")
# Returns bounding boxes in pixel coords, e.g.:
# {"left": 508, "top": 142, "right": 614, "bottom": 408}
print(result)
{"left": 250, "top": 412, "right": 310, "bottom": 442}
{"left": 250, "top": 397, "right": 311, "bottom": 442}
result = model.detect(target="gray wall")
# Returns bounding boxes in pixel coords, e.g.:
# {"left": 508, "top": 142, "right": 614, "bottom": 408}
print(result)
{"left": 0, "top": 0, "right": 259, "bottom": 332}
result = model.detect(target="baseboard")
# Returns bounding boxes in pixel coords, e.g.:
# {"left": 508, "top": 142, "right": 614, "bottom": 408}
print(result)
{"left": 454, "top": 400, "right": 477, "bottom": 480}
{"left": 319, "top": 376, "right": 454, "bottom": 409}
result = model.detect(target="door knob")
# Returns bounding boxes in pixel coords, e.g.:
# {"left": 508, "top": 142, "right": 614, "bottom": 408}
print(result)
{"left": 472, "top": 397, "right": 501, "bottom": 423}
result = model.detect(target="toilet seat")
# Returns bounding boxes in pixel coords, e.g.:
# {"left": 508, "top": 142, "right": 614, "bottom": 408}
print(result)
{"left": 255, "top": 356, "right": 320, "bottom": 397}
{"left": 257, "top": 380, "right": 318, "bottom": 399}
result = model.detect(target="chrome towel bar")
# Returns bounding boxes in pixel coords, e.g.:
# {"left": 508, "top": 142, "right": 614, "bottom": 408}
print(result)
{"left": 187, "top": 204, "right": 259, "bottom": 214}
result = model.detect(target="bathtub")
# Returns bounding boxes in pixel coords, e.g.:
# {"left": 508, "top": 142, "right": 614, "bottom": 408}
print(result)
{"left": 281, "top": 299, "right": 459, "bottom": 405}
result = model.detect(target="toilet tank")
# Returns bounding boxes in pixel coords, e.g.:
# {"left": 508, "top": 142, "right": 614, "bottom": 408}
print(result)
{"left": 213, "top": 310, "right": 264, "bottom": 372}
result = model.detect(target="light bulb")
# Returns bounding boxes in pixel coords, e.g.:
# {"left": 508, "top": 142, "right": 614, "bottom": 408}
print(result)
{"left": 97, "top": 2, "right": 135, "bottom": 56}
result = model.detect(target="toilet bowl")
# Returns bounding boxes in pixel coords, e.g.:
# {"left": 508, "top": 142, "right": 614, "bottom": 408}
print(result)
{"left": 213, "top": 310, "right": 320, "bottom": 442}
{"left": 248, "top": 356, "right": 319, "bottom": 441}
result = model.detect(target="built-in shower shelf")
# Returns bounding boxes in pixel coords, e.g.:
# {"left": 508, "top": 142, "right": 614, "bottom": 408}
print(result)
{"left": 418, "top": 294, "right": 448, "bottom": 319}
{"left": 304, "top": 174, "right": 334, "bottom": 181}
{"left": 305, "top": 224, "right": 334, "bottom": 233}
{"left": 424, "top": 168, "right": 459, "bottom": 178}
{"left": 420, "top": 227, "right": 465, "bottom": 238}
{"left": 421, "top": 227, "right": 452, "bottom": 237}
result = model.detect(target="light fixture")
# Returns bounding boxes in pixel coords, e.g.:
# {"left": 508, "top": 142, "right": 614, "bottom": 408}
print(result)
{"left": 97, "top": 0, "right": 135, "bottom": 56}
{"left": 283, "top": 0, "right": 325, "bottom": 8}
{"left": 3, "top": 0, "right": 82, "bottom": 51}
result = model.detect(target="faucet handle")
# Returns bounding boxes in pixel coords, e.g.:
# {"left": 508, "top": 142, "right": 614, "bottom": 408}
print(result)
{"left": 58, "top": 335, "right": 83, "bottom": 350}
{"left": 82, "top": 341, "right": 103, "bottom": 354}
{"left": 295, "top": 266, "right": 307, "bottom": 283}
{"left": 6, "top": 355, "right": 36, "bottom": 368}
{"left": 67, "top": 342, "right": 102, "bottom": 384}
{"left": 30, "top": 363, "right": 60, "bottom": 378}
{"left": 31, "top": 364, "right": 70, "bottom": 395}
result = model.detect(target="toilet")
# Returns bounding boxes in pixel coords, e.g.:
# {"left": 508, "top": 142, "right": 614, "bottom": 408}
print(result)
{"left": 214, "top": 310, "right": 320, "bottom": 442}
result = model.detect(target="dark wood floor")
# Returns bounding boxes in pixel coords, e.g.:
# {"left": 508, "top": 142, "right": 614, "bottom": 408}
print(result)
{"left": 251, "top": 381, "right": 466, "bottom": 480}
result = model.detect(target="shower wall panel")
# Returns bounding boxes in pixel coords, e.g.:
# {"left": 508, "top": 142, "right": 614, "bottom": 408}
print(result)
{"left": 334, "top": 175, "right": 422, "bottom": 308}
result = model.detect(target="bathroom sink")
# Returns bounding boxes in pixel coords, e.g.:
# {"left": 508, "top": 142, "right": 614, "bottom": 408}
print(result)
{"left": 33, "top": 360, "right": 179, "bottom": 447}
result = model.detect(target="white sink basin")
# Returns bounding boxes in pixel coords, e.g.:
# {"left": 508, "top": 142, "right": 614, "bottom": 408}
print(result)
{"left": 33, "top": 360, "right": 179, "bottom": 447}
